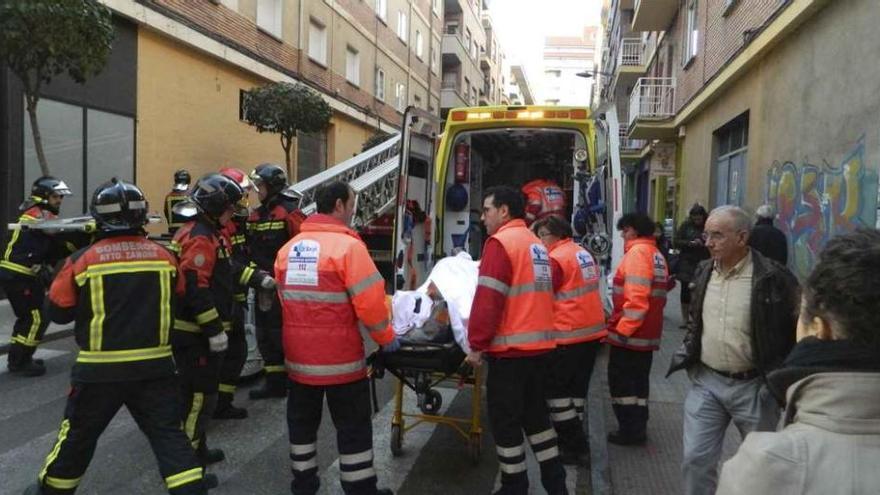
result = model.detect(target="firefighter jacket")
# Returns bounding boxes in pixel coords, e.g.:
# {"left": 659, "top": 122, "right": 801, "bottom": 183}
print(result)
{"left": 0, "top": 205, "right": 73, "bottom": 279}
{"left": 521, "top": 179, "right": 566, "bottom": 226}
{"left": 170, "top": 218, "right": 268, "bottom": 345}
{"left": 221, "top": 218, "right": 250, "bottom": 303}
{"left": 548, "top": 238, "right": 606, "bottom": 345}
{"left": 246, "top": 196, "right": 306, "bottom": 271}
{"left": 275, "top": 214, "right": 394, "bottom": 386}
{"left": 164, "top": 189, "right": 189, "bottom": 232}
{"left": 606, "top": 237, "right": 668, "bottom": 351}
{"left": 472, "top": 219, "right": 557, "bottom": 355}
{"left": 47, "top": 234, "right": 181, "bottom": 383}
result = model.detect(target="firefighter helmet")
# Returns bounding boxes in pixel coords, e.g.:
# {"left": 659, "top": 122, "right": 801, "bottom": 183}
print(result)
{"left": 248, "top": 163, "right": 288, "bottom": 200}
{"left": 219, "top": 167, "right": 253, "bottom": 217}
{"left": 90, "top": 178, "right": 149, "bottom": 232}
{"left": 29, "top": 176, "right": 72, "bottom": 214}
{"left": 191, "top": 173, "right": 244, "bottom": 219}
{"left": 173, "top": 169, "right": 191, "bottom": 192}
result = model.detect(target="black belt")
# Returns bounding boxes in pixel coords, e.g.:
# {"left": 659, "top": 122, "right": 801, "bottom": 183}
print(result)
{"left": 704, "top": 364, "right": 761, "bottom": 381}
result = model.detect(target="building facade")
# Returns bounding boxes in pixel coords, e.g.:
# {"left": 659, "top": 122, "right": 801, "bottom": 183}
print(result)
{"left": 440, "top": 0, "right": 484, "bottom": 116}
{"left": 599, "top": 0, "right": 880, "bottom": 277}
{"left": 541, "top": 27, "right": 598, "bottom": 106}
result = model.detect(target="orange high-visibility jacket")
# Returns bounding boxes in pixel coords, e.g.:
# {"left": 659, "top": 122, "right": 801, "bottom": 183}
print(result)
{"left": 275, "top": 214, "right": 394, "bottom": 386}
{"left": 548, "top": 238, "right": 606, "bottom": 345}
{"left": 606, "top": 237, "right": 668, "bottom": 351}
{"left": 481, "top": 219, "right": 557, "bottom": 354}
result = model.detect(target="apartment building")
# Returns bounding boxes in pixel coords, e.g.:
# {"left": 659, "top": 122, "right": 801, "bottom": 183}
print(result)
{"left": 541, "top": 27, "right": 598, "bottom": 106}
{"left": 507, "top": 64, "right": 536, "bottom": 105}
{"left": 0, "top": 0, "right": 443, "bottom": 228}
{"left": 480, "top": 10, "right": 507, "bottom": 106}
{"left": 600, "top": 0, "right": 880, "bottom": 277}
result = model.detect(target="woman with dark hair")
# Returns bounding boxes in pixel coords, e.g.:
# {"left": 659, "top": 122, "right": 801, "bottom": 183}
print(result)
{"left": 717, "top": 229, "right": 880, "bottom": 494}
{"left": 673, "top": 204, "right": 710, "bottom": 328}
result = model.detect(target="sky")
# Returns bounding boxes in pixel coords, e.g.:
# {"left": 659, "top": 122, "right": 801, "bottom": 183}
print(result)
{"left": 491, "top": 0, "right": 603, "bottom": 95}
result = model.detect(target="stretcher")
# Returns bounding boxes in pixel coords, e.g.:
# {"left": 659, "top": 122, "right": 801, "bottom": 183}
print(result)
{"left": 368, "top": 341, "right": 483, "bottom": 464}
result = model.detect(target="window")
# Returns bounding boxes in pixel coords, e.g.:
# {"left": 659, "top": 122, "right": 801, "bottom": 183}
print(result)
{"left": 397, "top": 11, "right": 408, "bottom": 42}
{"left": 345, "top": 45, "right": 360, "bottom": 85}
{"left": 308, "top": 19, "right": 327, "bottom": 65}
{"left": 395, "top": 83, "right": 406, "bottom": 111}
{"left": 713, "top": 112, "right": 749, "bottom": 207}
{"left": 296, "top": 131, "right": 327, "bottom": 181}
{"left": 430, "top": 47, "right": 439, "bottom": 74}
{"left": 464, "top": 77, "right": 470, "bottom": 100}
{"left": 682, "top": 0, "right": 699, "bottom": 66}
{"left": 465, "top": 29, "right": 472, "bottom": 52}
{"left": 256, "top": 0, "right": 282, "bottom": 38}
{"left": 415, "top": 30, "right": 423, "bottom": 59}
{"left": 442, "top": 70, "right": 458, "bottom": 89}
{"left": 432, "top": 0, "right": 441, "bottom": 15}
{"left": 376, "top": 0, "right": 387, "bottom": 21}
{"left": 414, "top": 94, "right": 422, "bottom": 108}
{"left": 375, "top": 68, "right": 385, "bottom": 101}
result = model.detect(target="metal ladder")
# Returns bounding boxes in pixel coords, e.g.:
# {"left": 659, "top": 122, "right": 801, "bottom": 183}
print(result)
{"left": 286, "top": 133, "right": 401, "bottom": 228}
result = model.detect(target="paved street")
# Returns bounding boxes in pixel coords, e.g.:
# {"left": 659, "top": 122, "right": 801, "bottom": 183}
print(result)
{"left": 1, "top": 287, "right": 746, "bottom": 495}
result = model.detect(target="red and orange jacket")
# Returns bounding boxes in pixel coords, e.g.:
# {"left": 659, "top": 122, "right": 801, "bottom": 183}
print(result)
{"left": 548, "top": 238, "right": 606, "bottom": 345}
{"left": 246, "top": 196, "right": 306, "bottom": 271}
{"left": 275, "top": 214, "right": 394, "bottom": 386}
{"left": 469, "top": 219, "right": 557, "bottom": 357}
{"left": 606, "top": 237, "right": 669, "bottom": 351}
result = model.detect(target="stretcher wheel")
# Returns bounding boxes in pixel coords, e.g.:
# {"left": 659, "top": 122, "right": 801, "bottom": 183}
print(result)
{"left": 469, "top": 433, "right": 482, "bottom": 465}
{"left": 390, "top": 424, "right": 403, "bottom": 457}
{"left": 420, "top": 389, "right": 442, "bottom": 414}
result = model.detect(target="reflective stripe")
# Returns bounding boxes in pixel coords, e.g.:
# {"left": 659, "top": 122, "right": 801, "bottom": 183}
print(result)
{"left": 195, "top": 308, "right": 220, "bottom": 324}
{"left": 527, "top": 429, "right": 557, "bottom": 445}
{"left": 285, "top": 359, "right": 365, "bottom": 377}
{"left": 292, "top": 458, "right": 318, "bottom": 471}
{"left": 508, "top": 281, "right": 553, "bottom": 297}
{"left": 218, "top": 383, "right": 236, "bottom": 394}
{"left": 546, "top": 398, "right": 571, "bottom": 408}
{"left": 44, "top": 476, "right": 82, "bottom": 489}
{"left": 560, "top": 323, "right": 606, "bottom": 341}
{"left": 478, "top": 275, "right": 510, "bottom": 295}
{"left": 360, "top": 318, "right": 390, "bottom": 334}
{"left": 89, "top": 276, "right": 105, "bottom": 351}
{"left": 281, "top": 289, "right": 349, "bottom": 303}
{"left": 623, "top": 308, "right": 646, "bottom": 320}
{"left": 264, "top": 364, "right": 286, "bottom": 373}
{"left": 624, "top": 275, "right": 652, "bottom": 286}
{"left": 168, "top": 241, "right": 181, "bottom": 254}
{"left": 3, "top": 228, "right": 21, "bottom": 260}
{"left": 248, "top": 221, "right": 286, "bottom": 231}
{"left": 165, "top": 467, "right": 203, "bottom": 489}
{"left": 339, "top": 449, "right": 373, "bottom": 465}
{"left": 348, "top": 272, "right": 383, "bottom": 297}
{"left": 291, "top": 443, "right": 317, "bottom": 456}
{"left": 339, "top": 467, "right": 376, "bottom": 482}
{"left": 555, "top": 283, "right": 599, "bottom": 301}
{"left": 0, "top": 260, "right": 36, "bottom": 276}
{"left": 11, "top": 334, "right": 40, "bottom": 346}
{"left": 605, "top": 333, "right": 661, "bottom": 348}
{"left": 239, "top": 266, "right": 255, "bottom": 285}
{"left": 491, "top": 329, "right": 555, "bottom": 347}
{"left": 572, "top": 398, "right": 586, "bottom": 407}
{"left": 159, "top": 271, "right": 171, "bottom": 346}
{"left": 495, "top": 444, "right": 525, "bottom": 458}
{"left": 185, "top": 392, "right": 204, "bottom": 447}
{"left": 610, "top": 396, "right": 648, "bottom": 406}
{"left": 534, "top": 446, "right": 560, "bottom": 462}
{"left": 26, "top": 308, "right": 41, "bottom": 347}
{"left": 76, "top": 346, "right": 173, "bottom": 363}
{"left": 234, "top": 293, "right": 247, "bottom": 302}
{"left": 75, "top": 261, "right": 176, "bottom": 285}
{"left": 499, "top": 461, "right": 527, "bottom": 474}
{"left": 551, "top": 409, "right": 578, "bottom": 422}
{"left": 174, "top": 320, "right": 232, "bottom": 333}
{"left": 39, "top": 419, "right": 71, "bottom": 485}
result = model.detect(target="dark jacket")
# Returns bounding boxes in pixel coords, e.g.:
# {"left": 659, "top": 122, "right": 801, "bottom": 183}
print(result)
{"left": 667, "top": 249, "right": 800, "bottom": 377}
{"left": 749, "top": 218, "right": 788, "bottom": 266}
{"left": 672, "top": 220, "right": 710, "bottom": 282}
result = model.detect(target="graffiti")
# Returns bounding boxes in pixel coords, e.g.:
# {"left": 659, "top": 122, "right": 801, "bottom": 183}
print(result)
{"left": 766, "top": 136, "right": 879, "bottom": 278}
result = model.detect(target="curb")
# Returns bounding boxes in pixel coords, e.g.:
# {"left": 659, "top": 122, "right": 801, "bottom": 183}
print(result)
{"left": 0, "top": 328, "right": 75, "bottom": 356}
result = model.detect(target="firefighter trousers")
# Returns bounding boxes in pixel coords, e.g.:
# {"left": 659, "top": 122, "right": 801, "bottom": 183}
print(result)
{"left": 174, "top": 344, "right": 222, "bottom": 462}
{"left": 2, "top": 275, "right": 49, "bottom": 365}
{"left": 36, "top": 377, "right": 206, "bottom": 494}
{"left": 218, "top": 304, "right": 247, "bottom": 403}
{"left": 255, "top": 298, "right": 285, "bottom": 386}
{"left": 286, "top": 378, "right": 381, "bottom": 495}
{"left": 544, "top": 340, "right": 600, "bottom": 454}
{"left": 607, "top": 346, "right": 653, "bottom": 437}
{"left": 486, "top": 354, "right": 567, "bottom": 495}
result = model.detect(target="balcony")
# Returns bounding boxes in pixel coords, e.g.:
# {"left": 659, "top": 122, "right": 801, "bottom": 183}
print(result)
{"left": 616, "top": 38, "right": 647, "bottom": 86}
{"left": 441, "top": 85, "right": 468, "bottom": 110}
{"left": 619, "top": 126, "right": 647, "bottom": 159}
{"left": 632, "top": 0, "right": 678, "bottom": 31}
{"left": 628, "top": 77, "right": 676, "bottom": 139}
{"left": 442, "top": 33, "right": 468, "bottom": 66}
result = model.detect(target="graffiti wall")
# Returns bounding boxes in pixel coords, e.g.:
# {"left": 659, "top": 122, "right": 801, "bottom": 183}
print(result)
{"left": 766, "top": 136, "right": 879, "bottom": 278}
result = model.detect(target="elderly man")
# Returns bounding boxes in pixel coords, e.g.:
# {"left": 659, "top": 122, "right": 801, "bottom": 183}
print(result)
{"left": 667, "top": 205, "right": 799, "bottom": 495}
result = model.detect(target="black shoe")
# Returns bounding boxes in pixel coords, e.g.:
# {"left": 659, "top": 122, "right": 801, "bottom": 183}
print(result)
{"left": 200, "top": 448, "right": 226, "bottom": 465}
{"left": 607, "top": 431, "right": 646, "bottom": 446}
{"left": 248, "top": 386, "right": 286, "bottom": 400}
{"left": 203, "top": 473, "right": 219, "bottom": 490}
{"left": 213, "top": 403, "right": 248, "bottom": 420}
{"left": 7, "top": 360, "right": 46, "bottom": 377}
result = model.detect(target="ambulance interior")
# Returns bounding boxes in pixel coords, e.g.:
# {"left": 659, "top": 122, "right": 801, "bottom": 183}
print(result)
{"left": 441, "top": 127, "right": 588, "bottom": 260}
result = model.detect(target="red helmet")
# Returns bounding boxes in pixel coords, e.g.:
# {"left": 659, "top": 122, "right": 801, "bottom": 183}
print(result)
{"left": 219, "top": 167, "right": 253, "bottom": 192}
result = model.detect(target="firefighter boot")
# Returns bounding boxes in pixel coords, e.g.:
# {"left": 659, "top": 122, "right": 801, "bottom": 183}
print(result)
{"left": 248, "top": 372, "right": 286, "bottom": 400}
{"left": 7, "top": 345, "right": 46, "bottom": 377}
{"left": 213, "top": 392, "right": 248, "bottom": 420}
{"left": 198, "top": 441, "right": 226, "bottom": 465}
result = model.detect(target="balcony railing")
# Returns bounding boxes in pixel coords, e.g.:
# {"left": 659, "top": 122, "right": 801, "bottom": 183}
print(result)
{"left": 619, "top": 126, "right": 646, "bottom": 152}
{"left": 629, "top": 77, "right": 676, "bottom": 127}
{"left": 619, "top": 38, "right": 645, "bottom": 67}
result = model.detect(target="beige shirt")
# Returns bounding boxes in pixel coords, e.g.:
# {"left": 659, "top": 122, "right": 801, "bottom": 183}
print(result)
{"left": 700, "top": 251, "right": 754, "bottom": 372}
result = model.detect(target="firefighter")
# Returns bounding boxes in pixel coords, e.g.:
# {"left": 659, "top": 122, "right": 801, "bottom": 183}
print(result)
{"left": 605, "top": 213, "right": 669, "bottom": 446}
{"left": 170, "top": 173, "right": 275, "bottom": 477}
{"left": 214, "top": 167, "right": 254, "bottom": 420}
{"left": 466, "top": 186, "right": 567, "bottom": 495}
{"left": 25, "top": 178, "right": 207, "bottom": 495}
{"left": 275, "top": 181, "right": 397, "bottom": 495}
{"left": 246, "top": 163, "right": 306, "bottom": 400}
{"left": 1, "top": 176, "right": 73, "bottom": 377}
{"left": 532, "top": 215, "right": 606, "bottom": 466}
{"left": 165, "top": 169, "right": 192, "bottom": 235}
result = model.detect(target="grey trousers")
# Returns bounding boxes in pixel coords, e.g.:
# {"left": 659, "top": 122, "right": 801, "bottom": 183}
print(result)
{"left": 681, "top": 363, "right": 780, "bottom": 495}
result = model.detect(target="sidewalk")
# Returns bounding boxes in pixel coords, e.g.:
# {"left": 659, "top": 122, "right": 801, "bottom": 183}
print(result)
{"left": 594, "top": 286, "right": 742, "bottom": 494}
{"left": 0, "top": 299, "right": 72, "bottom": 355}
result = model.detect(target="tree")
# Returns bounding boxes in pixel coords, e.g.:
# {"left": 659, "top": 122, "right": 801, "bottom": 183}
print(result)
{"left": 0, "top": 0, "right": 115, "bottom": 176}
{"left": 361, "top": 131, "right": 394, "bottom": 152}
{"left": 242, "top": 81, "right": 333, "bottom": 176}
